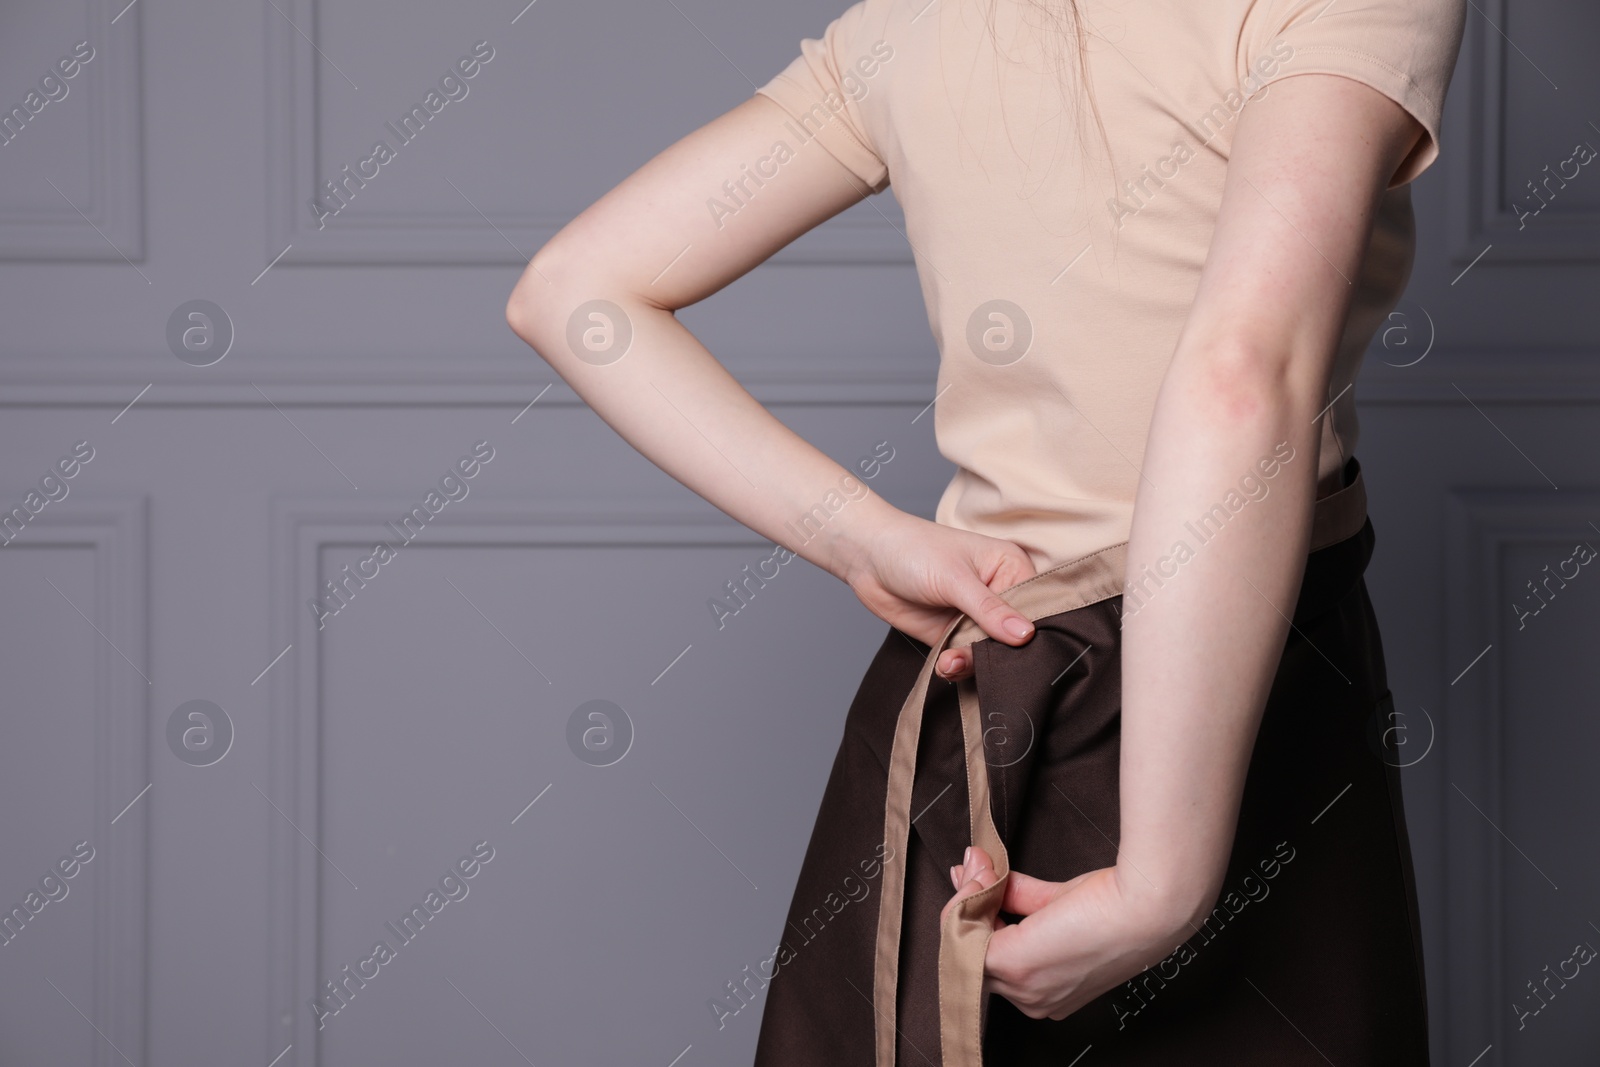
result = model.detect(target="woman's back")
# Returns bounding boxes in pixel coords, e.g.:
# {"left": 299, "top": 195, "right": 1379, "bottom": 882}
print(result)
{"left": 756, "top": 0, "right": 1465, "bottom": 569}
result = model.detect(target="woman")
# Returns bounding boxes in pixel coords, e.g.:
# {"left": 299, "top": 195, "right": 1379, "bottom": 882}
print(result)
{"left": 505, "top": 0, "right": 1466, "bottom": 1062}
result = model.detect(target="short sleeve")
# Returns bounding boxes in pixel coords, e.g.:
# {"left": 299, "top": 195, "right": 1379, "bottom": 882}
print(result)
{"left": 754, "top": 1, "right": 892, "bottom": 194}
{"left": 1259, "top": 0, "right": 1468, "bottom": 186}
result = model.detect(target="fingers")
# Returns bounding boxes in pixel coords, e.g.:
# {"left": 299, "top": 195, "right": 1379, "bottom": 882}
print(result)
{"left": 955, "top": 848, "right": 1067, "bottom": 921}
{"left": 940, "top": 844, "right": 992, "bottom": 889}
{"left": 945, "top": 569, "right": 1035, "bottom": 650}
{"left": 951, "top": 846, "right": 999, "bottom": 894}
{"left": 983, "top": 925, "right": 1056, "bottom": 1020}
{"left": 935, "top": 648, "right": 971, "bottom": 680}
{"left": 974, "top": 539, "right": 1038, "bottom": 614}
{"left": 939, "top": 845, "right": 1001, "bottom": 927}
{"left": 1000, "top": 868, "right": 1067, "bottom": 916}
{"left": 934, "top": 561, "right": 1034, "bottom": 679}
{"left": 901, "top": 535, "right": 1035, "bottom": 678}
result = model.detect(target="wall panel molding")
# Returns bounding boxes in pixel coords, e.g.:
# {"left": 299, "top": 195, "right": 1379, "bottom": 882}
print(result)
{"left": 11, "top": 496, "right": 149, "bottom": 1067}
{"left": 0, "top": 0, "right": 144, "bottom": 260}
{"left": 262, "top": 0, "right": 908, "bottom": 266}
{"left": 1441, "top": 487, "right": 1600, "bottom": 1064}
{"left": 1445, "top": 0, "right": 1600, "bottom": 263}
{"left": 3, "top": 348, "right": 1598, "bottom": 407}
{"left": 264, "top": 497, "right": 783, "bottom": 1066}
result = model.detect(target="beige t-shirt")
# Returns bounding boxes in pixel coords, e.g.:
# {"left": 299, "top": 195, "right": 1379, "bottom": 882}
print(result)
{"left": 754, "top": 0, "right": 1466, "bottom": 571}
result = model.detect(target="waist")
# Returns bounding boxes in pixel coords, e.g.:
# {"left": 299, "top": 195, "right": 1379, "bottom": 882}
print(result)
{"left": 944, "top": 455, "right": 1369, "bottom": 643}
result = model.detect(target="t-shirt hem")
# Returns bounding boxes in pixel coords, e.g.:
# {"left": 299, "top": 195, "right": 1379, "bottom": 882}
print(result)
{"left": 754, "top": 74, "right": 891, "bottom": 194}
{"left": 1266, "top": 45, "right": 1444, "bottom": 187}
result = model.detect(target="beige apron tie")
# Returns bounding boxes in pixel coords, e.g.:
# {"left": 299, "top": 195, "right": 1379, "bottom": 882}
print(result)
{"left": 870, "top": 466, "right": 1367, "bottom": 1066}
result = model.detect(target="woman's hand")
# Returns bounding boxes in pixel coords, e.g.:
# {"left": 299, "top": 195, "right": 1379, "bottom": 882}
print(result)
{"left": 940, "top": 846, "right": 1191, "bottom": 1021}
{"left": 837, "top": 510, "right": 1039, "bottom": 679}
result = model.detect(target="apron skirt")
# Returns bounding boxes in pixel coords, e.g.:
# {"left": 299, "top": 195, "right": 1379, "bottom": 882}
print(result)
{"left": 751, "top": 457, "right": 1430, "bottom": 1066}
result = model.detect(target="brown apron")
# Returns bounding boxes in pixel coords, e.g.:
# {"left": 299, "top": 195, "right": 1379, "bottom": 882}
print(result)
{"left": 870, "top": 462, "right": 1371, "bottom": 1067}
{"left": 753, "top": 455, "right": 1430, "bottom": 1065}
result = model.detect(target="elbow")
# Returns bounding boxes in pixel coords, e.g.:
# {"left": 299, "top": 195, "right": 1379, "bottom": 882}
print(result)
{"left": 505, "top": 240, "right": 642, "bottom": 369}
{"left": 504, "top": 245, "right": 566, "bottom": 354}
{"left": 503, "top": 283, "right": 533, "bottom": 345}
{"left": 1197, "top": 348, "right": 1287, "bottom": 413}
{"left": 1183, "top": 340, "right": 1322, "bottom": 423}
{"left": 1174, "top": 881, "right": 1228, "bottom": 936}
{"left": 504, "top": 290, "right": 548, "bottom": 359}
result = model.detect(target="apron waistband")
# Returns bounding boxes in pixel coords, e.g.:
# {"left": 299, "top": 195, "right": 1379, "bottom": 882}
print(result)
{"left": 870, "top": 458, "right": 1369, "bottom": 1067}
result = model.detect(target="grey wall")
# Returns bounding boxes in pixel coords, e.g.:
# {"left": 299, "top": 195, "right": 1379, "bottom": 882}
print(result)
{"left": 0, "top": 0, "right": 1595, "bottom": 1064}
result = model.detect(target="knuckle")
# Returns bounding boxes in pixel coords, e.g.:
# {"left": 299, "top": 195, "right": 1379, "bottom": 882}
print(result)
{"left": 978, "top": 591, "right": 1008, "bottom": 617}
{"left": 987, "top": 954, "right": 1018, "bottom": 987}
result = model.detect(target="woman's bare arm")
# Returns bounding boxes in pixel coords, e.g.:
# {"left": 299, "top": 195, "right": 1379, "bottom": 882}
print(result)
{"left": 948, "top": 71, "right": 1430, "bottom": 1019}
{"left": 505, "top": 94, "right": 1041, "bottom": 649}
{"left": 1112, "top": 71, "right": 1423, "bottom": 923}
{"left": 506, "top": 95, "right": 882, "bottom": 576}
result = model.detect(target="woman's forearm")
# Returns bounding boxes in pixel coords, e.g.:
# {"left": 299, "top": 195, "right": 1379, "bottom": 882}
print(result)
{"left": 503, "top": 96, "right": 907, "bottom": 584}
{"left": 506, "top": 263, "right": 900, "bottom": 583}
{"left": 1111, "top": 349, "right": 1327, "bottom": 931}
{"left": 501, "top": 96, "right": 1043, "bottom": 655}
{"left": 1105, "top": 72, "right": 1418, "bottom": 938}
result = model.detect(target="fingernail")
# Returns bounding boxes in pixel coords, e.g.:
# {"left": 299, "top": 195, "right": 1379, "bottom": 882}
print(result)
{"left": 963, "top": 846, "right": 972, "bottom": 867}
{"left": 1003, "top": 616, "right": 1033, "bottom": 640}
